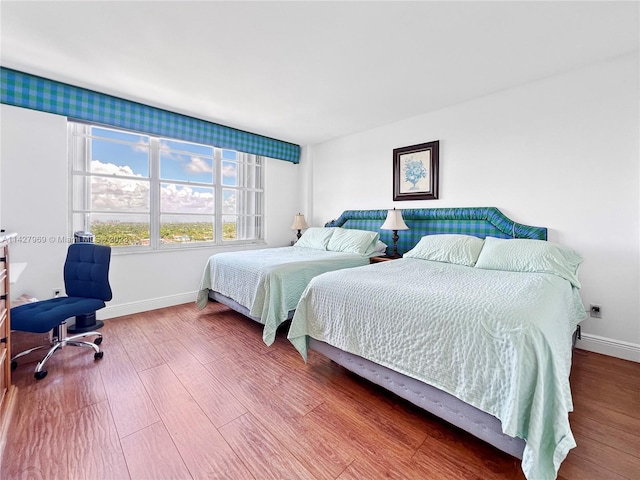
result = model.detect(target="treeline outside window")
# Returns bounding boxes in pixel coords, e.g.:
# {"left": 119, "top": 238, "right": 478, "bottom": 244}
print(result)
{"left": 69, "top": 122, "right": 264, "bottom": 249}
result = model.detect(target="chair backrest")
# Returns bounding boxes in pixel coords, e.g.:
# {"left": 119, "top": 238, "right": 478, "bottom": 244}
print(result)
{"left": 63, "top": 243, "right": 112, "bottom": 301}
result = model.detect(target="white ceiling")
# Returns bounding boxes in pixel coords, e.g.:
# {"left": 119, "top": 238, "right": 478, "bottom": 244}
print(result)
{"left": 1, "top": 1, "right": 638, "bottom": 147}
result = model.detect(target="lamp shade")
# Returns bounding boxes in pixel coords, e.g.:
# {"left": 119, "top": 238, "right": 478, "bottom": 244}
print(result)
{"left": 290, "top": 214, "right": 309, "bottom": 230}
{"left": 380, "top": 208, "right": 409, "bottom": 230}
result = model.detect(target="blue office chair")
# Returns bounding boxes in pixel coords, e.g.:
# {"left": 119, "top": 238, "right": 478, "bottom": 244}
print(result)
{"left": 11, "top": 243, "right": 112, "bottom": 380}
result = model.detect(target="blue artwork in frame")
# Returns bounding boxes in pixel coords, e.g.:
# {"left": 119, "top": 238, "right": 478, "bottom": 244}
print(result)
{"left": 393, "top": 140, "right": 439, "bottom": 201}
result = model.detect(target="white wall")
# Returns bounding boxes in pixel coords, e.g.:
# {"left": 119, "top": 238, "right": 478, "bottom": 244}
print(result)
{"left": 2, "top": 54, "right": 638, "bottom": 361}
{"left": 306, "top": 53, "right": 640, "bottom": 361}
{"left": 0, "top": 104, "right": 302, "bottom": 317}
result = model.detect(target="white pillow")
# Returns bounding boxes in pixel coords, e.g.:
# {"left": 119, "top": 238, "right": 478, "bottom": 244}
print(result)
{"left": 474, "top": 236, "right": 583, "bottom": 287}
{"left": 404, "top": 234, "right": 485, "bottom": 266}
{"left": 327, "top": 228, "right": 380, "bottom": 256}
{"left": 293, "top": 227, "right": 335, "bottom": 250}
{"left": 374, "top": 240, "right": 388, "bottom": 254}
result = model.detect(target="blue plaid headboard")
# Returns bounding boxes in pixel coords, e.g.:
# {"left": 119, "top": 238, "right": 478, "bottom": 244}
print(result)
{"left": 325, "top": 207, "right": 547, "bottom": 256}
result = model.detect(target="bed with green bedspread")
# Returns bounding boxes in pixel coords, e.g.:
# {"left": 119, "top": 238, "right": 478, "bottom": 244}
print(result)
{"left": 289, "top": 258, "right": 584, "bottom": 480}
{"left": 196, "top": 246, "right": 372, "bottom": 345}
{"left": 287, "top": 207, "right": 582, "bottom": 480}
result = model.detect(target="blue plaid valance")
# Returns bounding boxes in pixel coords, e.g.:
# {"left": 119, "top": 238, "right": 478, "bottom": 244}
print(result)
{"left": 0, "top": 67, "right": 300, "bottom": 164}
{"left": 326, "top": 207, "right": 547, "bottom": 256}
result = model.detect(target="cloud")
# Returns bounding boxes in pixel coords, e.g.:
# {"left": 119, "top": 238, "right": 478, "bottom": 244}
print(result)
{"left": 91, "top": 159, "right": 142, "bottom": 177}
{"left": 185, "top": 157, "right": 213, "bottom": 174}
{"left": 132, "top": 138, "right": 150, "bottom": 153}
{"left": 222, "top": 162, "right": 237, "bottom": 177}
{"left": 222, "top": 162, "right": 238, "bottom": 186}
{"left": 87, "top": 159, "right": 221, "bottom": 215}
{"left": 90, "top": 176, "right": 149, "bottom": 211}
{"left": 161, "top": 184, "right": 214, "bottom": 214}
{"left": 222, "top": 191, "right": 236, "bottom": 214}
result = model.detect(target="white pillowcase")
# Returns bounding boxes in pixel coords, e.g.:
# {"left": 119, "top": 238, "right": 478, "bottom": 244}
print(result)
{"left": 327, "top": 228, "right": 380, "bottom": 256}
{"left": 293, "top": 227, "right": 335, "bottom": 250}
{"left": 404, "top": 234, "right": 485, "bottom": 266}
{"left": 474, "top": 236, "right": 583, "bottom": 287}
{"left": 374, "top": 240, "right": 388, "bottom": 255}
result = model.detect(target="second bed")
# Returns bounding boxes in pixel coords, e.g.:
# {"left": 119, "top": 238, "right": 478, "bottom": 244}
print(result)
{"left": 196, "top": 225, "right": 384, "bottom": 344}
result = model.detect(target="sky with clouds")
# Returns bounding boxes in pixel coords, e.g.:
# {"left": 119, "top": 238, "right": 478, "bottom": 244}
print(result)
{"left": 88, "top": 128, "right": 240, "bottom": 221}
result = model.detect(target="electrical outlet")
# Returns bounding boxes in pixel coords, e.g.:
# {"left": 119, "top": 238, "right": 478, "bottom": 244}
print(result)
{"left": 52, "top": 288, "right": 62, "bottom": 298}
{"left": 590, "top": 304, "right": 602, "bottom": 318}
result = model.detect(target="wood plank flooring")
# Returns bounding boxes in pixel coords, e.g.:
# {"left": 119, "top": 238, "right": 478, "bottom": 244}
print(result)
{"left": 1, "top": 302, "right": 638, "bottom": 479}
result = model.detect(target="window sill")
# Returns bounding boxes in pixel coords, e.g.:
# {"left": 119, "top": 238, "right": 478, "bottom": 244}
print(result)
{"left": 110, "top": 241, "right": 267, "bottom": 256}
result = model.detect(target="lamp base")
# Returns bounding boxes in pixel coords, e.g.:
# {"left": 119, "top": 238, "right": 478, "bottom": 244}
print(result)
{"left": 391, "top": 230, "right": 400, "bottom": 257}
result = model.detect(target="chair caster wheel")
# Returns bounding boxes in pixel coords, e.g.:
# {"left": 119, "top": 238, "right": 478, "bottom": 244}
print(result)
{"left": 95, "top": 351, "right": 104, "bottom": 360}
{"left": 11, "top": 361, "right": 17, "bottom": 371}
{"left": 34, "top": 370, "right": 48, "bottom": 380}
{"left": 94, "top": 337, "right": 103, "bottom": 346}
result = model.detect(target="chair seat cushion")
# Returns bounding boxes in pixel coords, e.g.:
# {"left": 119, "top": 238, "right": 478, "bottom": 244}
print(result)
{"left": 11, "top": 297, "right": 106, "bottom": 333}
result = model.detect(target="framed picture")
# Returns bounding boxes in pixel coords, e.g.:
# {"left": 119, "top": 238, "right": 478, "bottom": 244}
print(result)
{"left": 392, "top": 140, "right": 439, "bottom": 201}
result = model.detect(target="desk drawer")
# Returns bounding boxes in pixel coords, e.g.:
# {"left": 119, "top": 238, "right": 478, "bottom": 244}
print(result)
{"left": 0, "top": 244, "right": 6, "bottom": 314}
{"left": 0, "top": 271, "right": 5, "bottom": 313}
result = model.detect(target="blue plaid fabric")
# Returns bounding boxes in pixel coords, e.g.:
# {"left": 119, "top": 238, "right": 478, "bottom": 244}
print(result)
{"left": 0, "top": 67, "right": 300, "bottom": 164}
{"left": 325, "top": 207, "right": 547, "bottom": 256}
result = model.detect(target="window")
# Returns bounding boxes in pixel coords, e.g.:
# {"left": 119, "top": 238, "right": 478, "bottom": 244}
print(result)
{"left": 69, "top": 122, "right": 264, "bottom": 249}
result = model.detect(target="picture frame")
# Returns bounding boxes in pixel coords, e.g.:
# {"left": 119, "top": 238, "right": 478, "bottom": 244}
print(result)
{"left": 393, "top": 140, "right": 439, "bottom": 201}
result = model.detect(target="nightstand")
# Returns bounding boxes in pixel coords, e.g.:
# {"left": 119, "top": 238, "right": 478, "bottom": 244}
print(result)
{"left": 369, "top": 255, "right": 401, "bottom": 264}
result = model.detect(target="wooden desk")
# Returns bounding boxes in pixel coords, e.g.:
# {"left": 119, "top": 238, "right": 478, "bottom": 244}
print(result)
{"left": 0, "top": 233, "right": 18, "bottom": 468}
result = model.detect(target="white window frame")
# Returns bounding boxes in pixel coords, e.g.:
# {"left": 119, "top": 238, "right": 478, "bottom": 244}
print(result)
{"left": 68, "top": 122, "right": 265, "bottom": 252}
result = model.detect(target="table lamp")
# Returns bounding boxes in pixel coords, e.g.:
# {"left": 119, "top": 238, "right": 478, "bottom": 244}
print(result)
{"left": 290, "top": 213, "right": 309, "bottom": 240}
{"left": 380, "top": 208, "right": 409, "bottom": 258}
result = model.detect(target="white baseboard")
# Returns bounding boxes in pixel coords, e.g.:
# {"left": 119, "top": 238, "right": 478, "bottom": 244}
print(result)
{"left": 576, "top": 333, "right": 640, "bottom": 363}
{"left": 98, "top": 291, "right": 197, "bottom": 319}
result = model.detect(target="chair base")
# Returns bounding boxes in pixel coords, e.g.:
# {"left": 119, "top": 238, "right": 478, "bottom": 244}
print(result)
{"left": 67, "top": 312, "right": 104, "bottom": 334}
{"left": 11, "top": 321, "right": 103, "bottom": 380}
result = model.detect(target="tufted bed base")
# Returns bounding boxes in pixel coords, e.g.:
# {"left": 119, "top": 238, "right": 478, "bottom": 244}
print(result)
{"left": 309, "top": 338, "right": 526, "bottom": 459}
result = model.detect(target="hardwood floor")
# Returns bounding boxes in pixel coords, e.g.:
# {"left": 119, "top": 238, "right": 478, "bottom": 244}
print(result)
{"left": 1, "top": 302, "right": 638, "bottom": 479}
